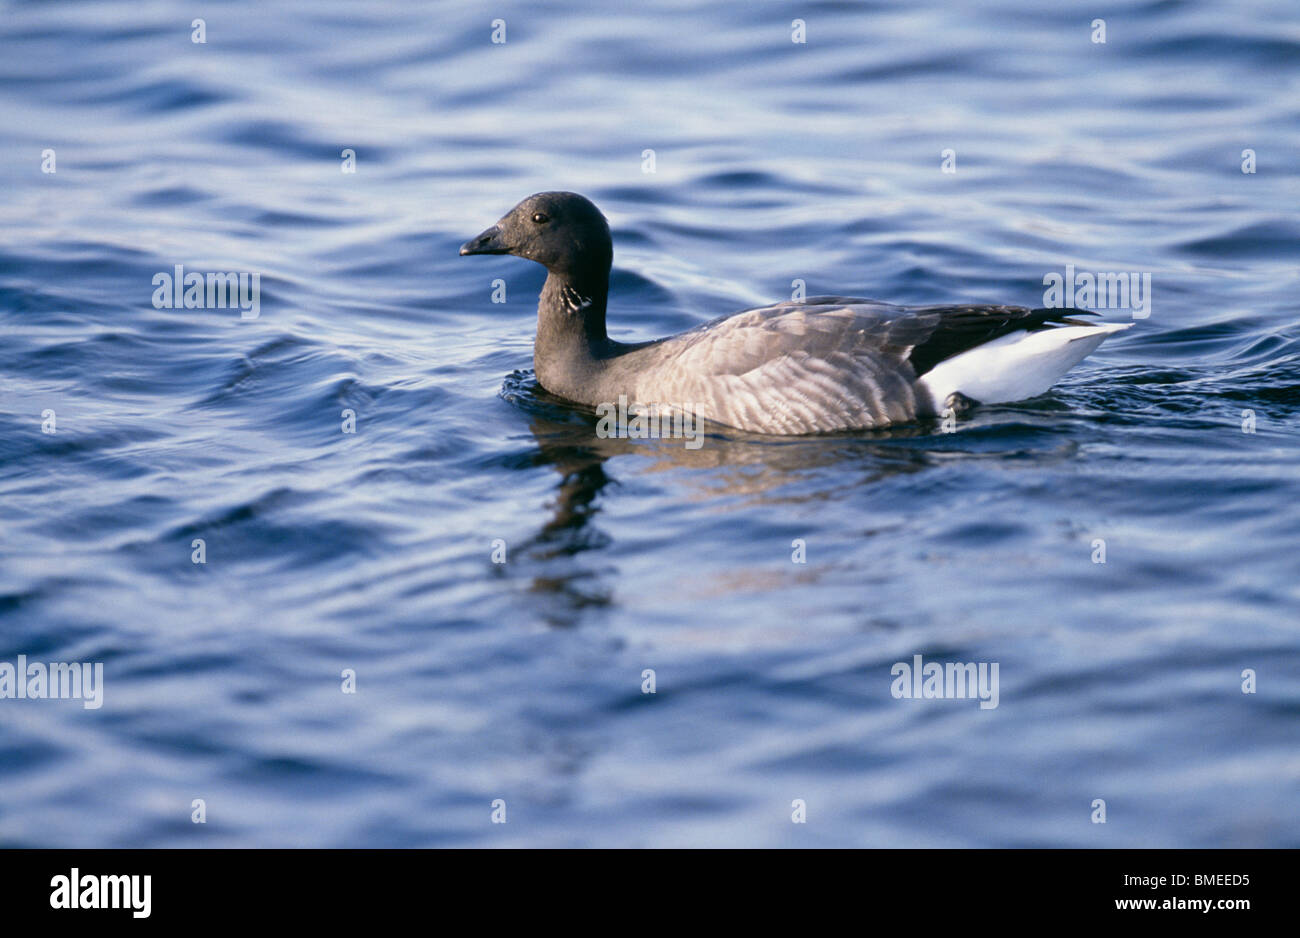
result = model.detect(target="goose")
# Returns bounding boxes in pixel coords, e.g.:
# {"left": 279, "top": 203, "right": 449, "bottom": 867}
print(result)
{"left": 460, "top": 191, "right": 1131, "bottom": 435}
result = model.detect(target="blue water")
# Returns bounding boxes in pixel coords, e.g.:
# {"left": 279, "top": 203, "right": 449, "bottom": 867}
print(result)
{"left": 1, "top": 0, "right": 1298, "bottom": 847}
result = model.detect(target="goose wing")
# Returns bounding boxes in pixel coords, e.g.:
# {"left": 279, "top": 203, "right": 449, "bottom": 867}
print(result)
{"left": 632, "top": 297, "right": 1096, "bottom": 433}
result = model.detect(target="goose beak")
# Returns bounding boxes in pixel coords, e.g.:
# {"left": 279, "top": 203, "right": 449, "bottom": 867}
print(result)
{"left": 459, "top": 225, "right": 509, "bottom": 256}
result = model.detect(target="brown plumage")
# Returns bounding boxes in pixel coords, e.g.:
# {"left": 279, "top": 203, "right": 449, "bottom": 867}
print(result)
{"left": 461, "top": 192, "right": 1129, "bottom": 434}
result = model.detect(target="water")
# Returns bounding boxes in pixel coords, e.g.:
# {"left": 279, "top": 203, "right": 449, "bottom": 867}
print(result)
{"left": 1, "top": 0, "right": 1298, "bottom": 847}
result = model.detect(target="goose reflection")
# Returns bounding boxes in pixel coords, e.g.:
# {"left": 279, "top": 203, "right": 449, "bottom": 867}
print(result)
{"left": 500, "top": 371, "right": 943, "bottom": 625}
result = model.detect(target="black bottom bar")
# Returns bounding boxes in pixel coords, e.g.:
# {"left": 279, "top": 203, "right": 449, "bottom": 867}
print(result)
{"left": 0, "top": 848, "right": 1283, "bottom": 925}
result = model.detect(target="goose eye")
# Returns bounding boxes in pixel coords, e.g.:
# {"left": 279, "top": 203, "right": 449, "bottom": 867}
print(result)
{"left": 531, "top": 212, "right": 549, "bottom": 224}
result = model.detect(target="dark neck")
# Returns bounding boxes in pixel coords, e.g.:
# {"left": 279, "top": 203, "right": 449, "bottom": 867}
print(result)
{"left": 537, "top": 268, "right": 610, "bottom": 352}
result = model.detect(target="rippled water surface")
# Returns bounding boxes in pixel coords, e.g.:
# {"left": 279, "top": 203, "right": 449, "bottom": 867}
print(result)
{"left": 2, "top": 0, "right": 1298, "bottom": 846}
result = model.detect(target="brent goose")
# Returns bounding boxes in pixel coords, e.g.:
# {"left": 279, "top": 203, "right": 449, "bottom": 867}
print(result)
{"left": 460, "top": 191, "right": 1130, "bottom": 434}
